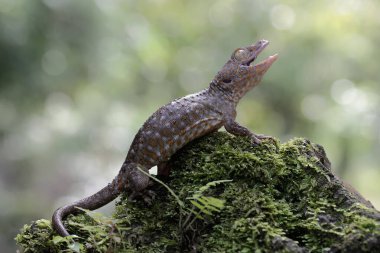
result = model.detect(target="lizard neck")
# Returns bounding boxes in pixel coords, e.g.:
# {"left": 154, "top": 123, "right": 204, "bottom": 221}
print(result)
{"left": 208, "top": 80, "right": 239, "bottom": 107}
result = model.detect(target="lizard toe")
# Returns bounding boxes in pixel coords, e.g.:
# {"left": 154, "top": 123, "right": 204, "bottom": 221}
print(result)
{"left": 142, "top": 190, "right": 156, "bottom": 205}
{"left": 250, "top": 135, "right": 262, "bottom": 146}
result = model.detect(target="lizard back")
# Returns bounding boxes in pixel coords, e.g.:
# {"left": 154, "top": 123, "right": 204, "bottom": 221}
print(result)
{"left": 126, "top": 90, "right": 224, "bottom": 167}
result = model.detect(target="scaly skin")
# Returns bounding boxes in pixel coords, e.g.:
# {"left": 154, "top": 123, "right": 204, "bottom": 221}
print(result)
{"left": 52, "top": 39, "right": 278, "bottom": 236}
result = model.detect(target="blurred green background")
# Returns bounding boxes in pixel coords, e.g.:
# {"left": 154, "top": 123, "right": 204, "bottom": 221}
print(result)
{"left": 1, "top": 0, "right": 379, "bottom": 251}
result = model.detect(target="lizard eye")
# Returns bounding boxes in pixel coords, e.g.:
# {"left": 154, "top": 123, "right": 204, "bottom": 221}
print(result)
{"left": 233, "top": 48, "right": 249, "bottom": 61}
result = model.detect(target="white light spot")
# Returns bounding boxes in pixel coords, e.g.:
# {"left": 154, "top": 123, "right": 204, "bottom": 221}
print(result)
{"left": 270, "top": 4, "right": 296, "bottom": 30}
{"left": 341, "top": 88, "right": 359, "bottom": 105}
{"left": 150, "top": 166, "right": 157, "bottom": 175}
{"left": 349, "top": 89, "right": 369, "bottom": 113}
{"left": 331, "top": 79, "right": 370, "bottom": 113}
{"left": 41, "top": 49, "right": 67, "bottom": 76}
{"left": 331, "top": 79, "right": 355, "bottom": 105}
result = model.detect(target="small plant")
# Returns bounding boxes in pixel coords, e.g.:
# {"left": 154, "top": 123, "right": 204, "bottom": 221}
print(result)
{"left": 136, "top": 167, "right": 230, "bottom": 218}
{"left": 183, "top": 180, "right": 232, "bottom": 228}
{"left": 52, "top": 235, "right": 82, "bottom": 253}
{"left": 136, "top": 166, "right": 231, "bottom": 248}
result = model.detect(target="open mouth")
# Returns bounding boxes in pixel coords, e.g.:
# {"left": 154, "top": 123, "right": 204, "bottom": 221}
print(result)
{"left": 246, "top": 40, "right": 278, "bottom": 68}
{"left": 253, "top": 54, "right": 278, "bottom": 67}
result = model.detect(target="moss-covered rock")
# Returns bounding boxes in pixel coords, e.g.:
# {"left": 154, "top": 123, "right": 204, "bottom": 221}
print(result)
{"left": 16, "top": 132, "right": 380, "bottom": 252}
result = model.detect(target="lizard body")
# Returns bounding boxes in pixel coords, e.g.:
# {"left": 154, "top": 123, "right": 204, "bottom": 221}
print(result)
{"left": 52, "top": 40, "right": 278, "bottom": 236}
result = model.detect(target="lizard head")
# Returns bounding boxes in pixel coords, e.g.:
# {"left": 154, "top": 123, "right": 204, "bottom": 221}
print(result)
{"left": 211, "top": 40, "right": 278, "bottom": 102}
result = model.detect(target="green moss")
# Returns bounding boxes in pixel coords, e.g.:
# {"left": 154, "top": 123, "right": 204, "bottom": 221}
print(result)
{"left": 16, "top": 132, "right": 380, "bottom": 252}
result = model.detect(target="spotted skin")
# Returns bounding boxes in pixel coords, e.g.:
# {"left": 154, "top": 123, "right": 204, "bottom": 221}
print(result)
{"left": 127, "top": 93, "right": 224, "bottom": 167}
{"left": 52, "top": 40, "right": 278, "bottom": 237}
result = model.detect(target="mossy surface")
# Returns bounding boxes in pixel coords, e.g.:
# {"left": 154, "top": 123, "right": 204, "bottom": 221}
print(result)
{"left": 16, "top": 132, "right": 380, "bottom": 252}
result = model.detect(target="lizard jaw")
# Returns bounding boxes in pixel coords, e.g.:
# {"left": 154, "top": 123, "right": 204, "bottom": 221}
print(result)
{"left": 240, "top": 53, "right": 278, "bottom": 94}
{"left": 251, "top": 54, "right": 278, "bottom": 74}
{"left": 245, "top": 40, "right": 278, "bottom": 70}
{"left": 243, "top": 40, "right": 270, "bottom": 66}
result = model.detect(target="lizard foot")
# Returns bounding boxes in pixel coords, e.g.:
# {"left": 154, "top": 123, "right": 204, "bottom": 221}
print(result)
{"left": 128, "top": 189, "right": 156, "bottom": 205}
{"left": 250, "top": 135, "right": 262, "bottom": 146}
{"left": 142, "top": 189, "right": 156, "bottom": 204}
{"left": 257, "top": 134, "right": 276, "bottom": 140}
{"left": 251, "top": 134, "right": 276, "bottom": 146}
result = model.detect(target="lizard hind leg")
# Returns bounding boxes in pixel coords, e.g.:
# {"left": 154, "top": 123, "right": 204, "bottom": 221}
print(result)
{"left": 125, "top": 163, "right": 155, "bottom": 203}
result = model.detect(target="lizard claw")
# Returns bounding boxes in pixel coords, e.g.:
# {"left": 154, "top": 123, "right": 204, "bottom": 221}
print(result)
{"left": 250, "top": 135, "right": 262, "bottom": 146}
{"left": 256, "top": 134, "right": 274, "bottom": 140}
{"left": 255, "top": 134, "right": 277, "bottom": 145}
{"left": 251, "top": 134, "right": 276, "bottom": 146}
{"left": 142, "top": 190, "right": 156, "bottom": 204}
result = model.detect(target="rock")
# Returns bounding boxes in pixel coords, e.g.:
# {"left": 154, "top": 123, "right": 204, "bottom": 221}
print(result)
{"left": 16, "top": 132, "right": 380, "bottom": 252}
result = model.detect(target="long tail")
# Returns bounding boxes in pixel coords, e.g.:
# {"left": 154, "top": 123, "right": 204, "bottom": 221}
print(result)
{"left": 52, "top": 175, "right": 122, "bottom": 237}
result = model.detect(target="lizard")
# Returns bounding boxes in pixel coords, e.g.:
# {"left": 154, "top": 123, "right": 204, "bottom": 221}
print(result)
{"left": 52, "top": 39, "right": 278, "bottom": 237}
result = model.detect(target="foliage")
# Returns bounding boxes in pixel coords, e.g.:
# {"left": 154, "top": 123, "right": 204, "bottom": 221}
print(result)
{"left": 16, "top": 132, "right": 380, "bottom": 252}
{"left": 186, "top": 179, "right": 231, "bottom": 219}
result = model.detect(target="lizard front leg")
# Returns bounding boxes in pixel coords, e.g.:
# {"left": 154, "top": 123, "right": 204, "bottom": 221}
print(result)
{"left": 224, "top": 119, "right": 272, "bottom": 145}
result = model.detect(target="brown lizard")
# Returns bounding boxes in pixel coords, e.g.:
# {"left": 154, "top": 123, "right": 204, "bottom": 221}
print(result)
{"left": 52, "top": 39, "right": 278, "bottom": 236}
